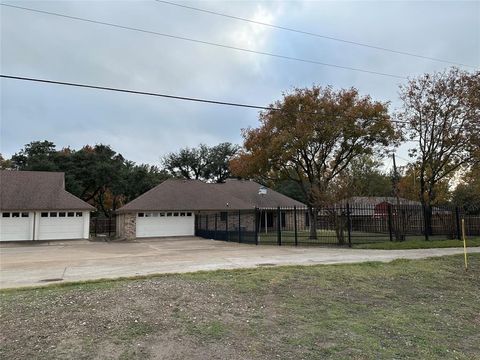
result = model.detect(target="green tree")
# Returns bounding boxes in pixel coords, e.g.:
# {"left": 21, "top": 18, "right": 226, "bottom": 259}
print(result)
{"left": 163, "top": 142, "right": 238, "bottom": 183}
{"left": 205, "top": 142, "right": 239, "bottom": 183}
{"left": 6, "top": 141, "right": 168, "bottom": 216}
{"left": 271, "top": 179, "right": 307, "bottom": 204}
{"left": 162, "top": 144, "right": 209, "bottom": 180}
{"left": 231, "top": 85, "right": 399, "bottom": 240}
{"left": 452, "top": 163, "right": 480, "bottom": 214}
{"left": 120, "top": 162, "right": 170, "bottom": 205}
{"left": 333, "top": 154, "right": 392, "bottom": 198}
{"left": 0, "top": 154, "right": 12, "bottom": 169}
{"left": 10, "top": 140, "right": 58, "bottom": 171}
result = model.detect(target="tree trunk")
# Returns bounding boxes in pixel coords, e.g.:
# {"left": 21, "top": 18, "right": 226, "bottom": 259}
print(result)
{"left": 308, "top": 206, "right": 317, "bottom": 239}
{"left": 424, "top": 204, "right": 433, "bottom": 239}
{"left": 419, "top": 169, "right": 433, "bottom": 240}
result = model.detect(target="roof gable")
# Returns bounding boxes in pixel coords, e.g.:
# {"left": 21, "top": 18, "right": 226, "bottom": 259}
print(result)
{"left": 0, "top": 170, "right": 94, "bottom": 211}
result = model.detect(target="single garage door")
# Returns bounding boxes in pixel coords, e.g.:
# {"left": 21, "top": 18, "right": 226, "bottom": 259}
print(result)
{"left": 38, "top": 211, "right": 85, "bottom": 240}
{"left": 0, "top": 212, "right": 32, "bottom": 241}
{"left": 136, "top": 211, "right": 194, "bottom": 238}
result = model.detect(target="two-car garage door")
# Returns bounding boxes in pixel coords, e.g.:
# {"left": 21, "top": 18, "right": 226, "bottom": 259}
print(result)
{"left": 0, "top": 211, "right": 88, "bottom": 241}
{"left": 136, "top": 211, "right": 194, "bottom": 238}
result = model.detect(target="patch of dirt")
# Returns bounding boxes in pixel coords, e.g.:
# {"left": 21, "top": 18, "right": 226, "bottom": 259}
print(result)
{"left": 1, "top": 255, "right": 479, "bottom": 359}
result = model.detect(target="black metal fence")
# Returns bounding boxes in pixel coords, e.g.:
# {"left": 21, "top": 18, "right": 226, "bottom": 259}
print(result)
{"left": 90, "top": 216, "right": 116, "bottom": 237}
{"left": 195, "top": 204, "right": 480, "bottom": 247}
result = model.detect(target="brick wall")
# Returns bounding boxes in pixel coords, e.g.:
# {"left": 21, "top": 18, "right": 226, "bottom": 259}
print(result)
{"left": 197, "top": 209, "right": 307, "bottom": 232}
{"left": 116, "top": 213, "right": 136, "bottom": 240}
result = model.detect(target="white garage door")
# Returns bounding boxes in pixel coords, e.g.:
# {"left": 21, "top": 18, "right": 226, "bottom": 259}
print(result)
{"left": 0, "top": 212, "right": 32, "bottom": 241}
{"left": 136, "top": 211, "right": 194, "bottom": 238}
{"left": 38, "top": 211, "right": 85, "bottom": 240}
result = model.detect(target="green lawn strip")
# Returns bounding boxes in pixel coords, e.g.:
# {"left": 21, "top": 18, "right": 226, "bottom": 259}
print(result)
{"left": 257, "top": 230, "right": 480, "bottom": 249}
{"left": 354, "top": 237, "right": 480, "bottom": 249}
{"left": 1, "top": 255, "right": 479, "bottom": 360}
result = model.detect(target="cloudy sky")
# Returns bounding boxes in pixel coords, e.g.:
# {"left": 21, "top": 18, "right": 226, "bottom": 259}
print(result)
{"left": 1, "top": 0, "right": 478, "bottom": 169}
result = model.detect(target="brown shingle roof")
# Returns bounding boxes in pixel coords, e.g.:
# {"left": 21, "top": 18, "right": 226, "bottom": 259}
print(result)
{"left": 337, "top": 196, "right": 421, "bottom": 207}
{"left": 117, "top": 179, "right": 305, "bottom": 212}
{"left": 0, "top": 170, "right": 95, "bottom": 211}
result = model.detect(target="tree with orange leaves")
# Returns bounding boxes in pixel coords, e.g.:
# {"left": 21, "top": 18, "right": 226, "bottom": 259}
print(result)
{"left": 231, "top": 85, "right": 399, "bottom": 239}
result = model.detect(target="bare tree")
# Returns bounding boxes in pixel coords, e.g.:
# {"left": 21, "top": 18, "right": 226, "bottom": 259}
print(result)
{"left": 397, "top": 68, "right": 480, "bottom": 236}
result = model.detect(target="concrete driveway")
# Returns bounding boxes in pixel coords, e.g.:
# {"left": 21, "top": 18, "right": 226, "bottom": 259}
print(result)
{"left": 1, "top": 237, "right": 478, "bottom": 289}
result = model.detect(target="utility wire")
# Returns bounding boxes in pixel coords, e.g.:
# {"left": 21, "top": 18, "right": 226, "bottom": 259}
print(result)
{"left": 154, "top": 0, "right": 476, "bottom": 69}
{"left": 1, "top": 3, "right": 407, "bottom": 79}
{"left": 395, "top": 154, "right": 412, "bottom": 163}
{"left": 0, "top": 74, "right": 410, "bottom": 124}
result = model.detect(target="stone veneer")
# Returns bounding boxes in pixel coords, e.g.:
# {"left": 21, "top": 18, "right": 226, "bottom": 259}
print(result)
{"left": 116, "top": 213, "right": 136, "bottom": 240}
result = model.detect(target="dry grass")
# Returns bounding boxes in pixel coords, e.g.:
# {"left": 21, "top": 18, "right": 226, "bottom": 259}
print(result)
{"left": 1, "top": 254, "right": 479, "bottom": 359}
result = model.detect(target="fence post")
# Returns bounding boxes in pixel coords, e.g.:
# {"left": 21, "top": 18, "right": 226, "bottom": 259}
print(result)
{"left": 214, "top": 213, "right": 218, "bottom": 240}
{"left": 294, "top": 206, "right": 298, "bottom": 247}
{"left": 423, "top": 205, "right": 429, "bottom": 241}
{"left": 277, "top": 207, "right": 282, "bottom": 246}
{"left": 455, "top": 207, "right": 461, "bottom": 240}
{"left": 194, "top": 214, "right": 197, "bottom": 236}
{"left": 254, "top": 207, "right": 259, "bottom": 245}
{"left": 226, "top": 212, "right": 229, "bottom": 242}
{"left": 346, "top": 203, "right": 352, "bottom": 248}
{"left": 387, "top": 203, "right": 393, "bottom": 242}
{"left": 238, "top": 210, "right": 242, "bottom": 243}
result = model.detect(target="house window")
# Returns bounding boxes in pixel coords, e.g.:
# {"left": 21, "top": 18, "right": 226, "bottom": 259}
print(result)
{"left": 220, "top": 212, "right": 227, "bottom": 221}
{"left": 41, "top": 212, "right": 48, "bottom": 217}
{"left": 167, "top": 212, "right": 172, "bottom": 217}
{"left": 59, "top": 212, "right": 66, "bottom": 217}
{"left": 2, "top": 213, "right": 10, "bottom": 218}
{"left": 21, "top": 212, "right": 29, "bottom": 217}
{"left": 145, "top": 213, "right": 151, "bottom": 217}
{"left": 75, "top": 212, "right": 83, "bottom": 217}
{"left": 159, "top": 213, "right": 165, "bottom": 217}
{"left": 186, "top": 212, "right": 192, "bottom": 217}
{"left": 50, "top": 212, "right": 57, "bottom": 217}
{"left": 67, "top": 212, "right": 75, "bottom": 217}
{"left": 180, "top": 212, "right": 186, "bottom": 217}
{"left": 138, "top": 213, "right": 144, "bottom": 217}
{"left": 173, "top": 212, "right": 179, "bottom": 217}
{"left": 260, "top": 212, "right": 274, "bottom": 228}
{"left": 12, "top": 212, "right": 20, "bottom": 218}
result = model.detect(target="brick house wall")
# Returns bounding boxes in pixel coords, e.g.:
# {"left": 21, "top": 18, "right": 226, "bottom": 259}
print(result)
{"left": 197, "top": 209, "right": 307, "bottom": 232}
{"left": 116, "top": 213, "right": 136, "bottom": 240}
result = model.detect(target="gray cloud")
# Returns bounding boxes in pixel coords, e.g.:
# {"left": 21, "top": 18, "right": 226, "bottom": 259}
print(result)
{"left": 1, "top": 0, "right": 478, "bottom": 167}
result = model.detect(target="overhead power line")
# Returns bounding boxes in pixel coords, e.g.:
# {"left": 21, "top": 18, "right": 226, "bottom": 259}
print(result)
{"left": 395, "top": 154, "right": 413, "bottom": 163}
{"left": 1, "top": 3, "right": 407, "bottom": 79}
{"left": 0, "top": 74, "right": 409, "bottom": 124}
{"left": 154, "top": 0, "right": 475, "bottom": 69}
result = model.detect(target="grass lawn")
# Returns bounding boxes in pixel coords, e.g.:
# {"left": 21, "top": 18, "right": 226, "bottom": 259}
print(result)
{"left": 257, "top": 230, "right": 393, "bottom": 246}
{"left": 354, "top": 237, "right": 480, "bottom": 249}
{"left": 1, "top": 255, "right": 479, "bottom": 359}
{"left": 257, "top": 229, "right": 480, "bottom": 249}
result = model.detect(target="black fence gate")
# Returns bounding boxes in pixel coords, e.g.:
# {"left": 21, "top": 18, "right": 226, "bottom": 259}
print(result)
{"left": 90, "top": 216, "right": 116, "bottom": 237}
